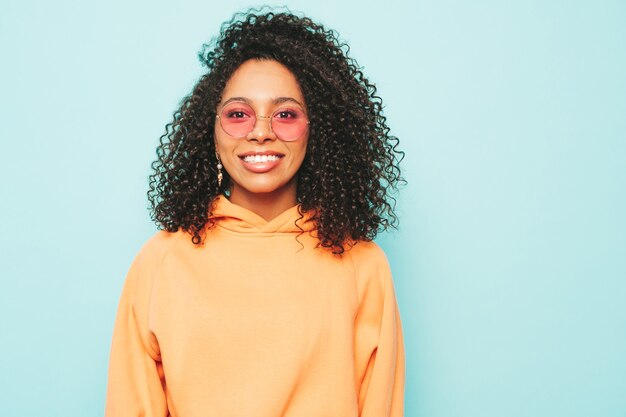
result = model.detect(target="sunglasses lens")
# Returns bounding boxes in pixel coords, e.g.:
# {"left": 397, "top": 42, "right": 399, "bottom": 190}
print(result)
{"left": 219, "top": 103, "right": 308, "bottom": 141}
{"left": 271, "top": 107, "right": 308, "bottom": 141}
{"left": 219, "top": 103, "right": 256, "bottom": 137}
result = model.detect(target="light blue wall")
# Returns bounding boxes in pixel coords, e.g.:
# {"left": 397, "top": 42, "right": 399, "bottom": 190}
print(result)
{"left": 1, "top": 1, "right": 624, "bottom": 416}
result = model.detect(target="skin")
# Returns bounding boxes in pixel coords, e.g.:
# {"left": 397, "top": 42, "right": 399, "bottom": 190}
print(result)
{"left": 214, "top": 59, "right": 309, "bottom": 221}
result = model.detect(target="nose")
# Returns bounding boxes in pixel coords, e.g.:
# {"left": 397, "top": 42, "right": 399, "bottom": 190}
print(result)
{"left": 246, "top": 115, "right": 277, "bottom": 143}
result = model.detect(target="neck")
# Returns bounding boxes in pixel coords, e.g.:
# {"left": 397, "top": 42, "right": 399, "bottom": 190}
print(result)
{"left": 228, "top": 180, "right": 298, "bottom": 222}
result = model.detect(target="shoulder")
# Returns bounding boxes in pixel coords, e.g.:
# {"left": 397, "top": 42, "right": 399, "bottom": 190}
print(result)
{"left": 126, "top": 230, "right": 187, "bottom": 282}
{"left": 347, "top": 240, "right": 393, "bottom": 299}
{"left": 348, "top": 240, "right": 390, "bottom": 271}
{"left": 120, "top": 230, "right": 188, "bottom": 301}
{"left": 134, "top": 230, "right": 186, "bottom": 263}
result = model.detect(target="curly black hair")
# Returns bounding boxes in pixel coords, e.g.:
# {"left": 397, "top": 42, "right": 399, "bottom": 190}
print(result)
{"left": 148, "top": 9, "right": 405, "bottom": 254}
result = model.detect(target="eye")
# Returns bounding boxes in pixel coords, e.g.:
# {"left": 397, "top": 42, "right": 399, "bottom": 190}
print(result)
{"left": 273, "top": 108, "right": 304, "bottom": 121}
{"left": 225, "top": 109, "right": 252, "bottom": 119}
{"left": 220, "top": 102, "right": 255, "bottom": 120}
{"left": 276, "top": 110, "right": 295, "bottom": 118}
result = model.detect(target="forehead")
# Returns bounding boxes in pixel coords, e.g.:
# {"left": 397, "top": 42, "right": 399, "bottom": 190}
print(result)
{"left": 221, "top": 59, "right": 304, "bottom": 103}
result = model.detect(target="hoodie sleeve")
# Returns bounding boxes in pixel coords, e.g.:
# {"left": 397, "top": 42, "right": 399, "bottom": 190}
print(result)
{"left": 105, "top": 235, "right": 169, "bottom": 417}
{"left": 353, "top": 243, "right": 406, "bottom": 417}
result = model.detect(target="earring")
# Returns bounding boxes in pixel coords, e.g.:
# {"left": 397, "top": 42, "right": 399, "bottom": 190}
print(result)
{"left": 216, "top": 153, "right": 223, "bottom": 188}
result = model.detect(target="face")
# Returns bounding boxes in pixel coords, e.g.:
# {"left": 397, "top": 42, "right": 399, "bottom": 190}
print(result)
{"left": 214, "top": 59, "right": 309, "bottom": 200}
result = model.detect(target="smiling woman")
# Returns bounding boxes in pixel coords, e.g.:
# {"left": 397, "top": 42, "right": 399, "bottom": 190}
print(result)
{"left": 105, "top": 9, "right": 406, "bottom": 417}
{"left": 214, "top": 59, "right": 309, "bottom": 220}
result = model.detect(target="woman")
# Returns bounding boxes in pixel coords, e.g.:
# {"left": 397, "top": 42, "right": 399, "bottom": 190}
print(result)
{"left": 106, "top": 10, "right": 405, "bottom": 417}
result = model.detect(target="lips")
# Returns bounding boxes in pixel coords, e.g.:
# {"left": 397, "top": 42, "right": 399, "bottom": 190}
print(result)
{"left": 238, "top": 151, "right": 285, "bottom": 173}
{"left": 242, "top": 154, "right": 281, "bottom": 163}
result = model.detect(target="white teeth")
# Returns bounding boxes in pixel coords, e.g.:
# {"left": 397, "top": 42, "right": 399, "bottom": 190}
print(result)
{"left": 243, "top": 155, "right": 280, "bottom": 163}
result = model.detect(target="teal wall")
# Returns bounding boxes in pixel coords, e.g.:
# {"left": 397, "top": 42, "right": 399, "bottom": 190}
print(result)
{"left": 1, "top": 1, "right": 624, "bottom": 416}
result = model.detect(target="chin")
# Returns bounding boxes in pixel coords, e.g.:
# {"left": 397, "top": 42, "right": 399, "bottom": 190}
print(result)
{"left": 231, "top": 177, "right": 295, "bottom": 196}
{"left": 248, "top": 184, "right": 290, "bottom": 195}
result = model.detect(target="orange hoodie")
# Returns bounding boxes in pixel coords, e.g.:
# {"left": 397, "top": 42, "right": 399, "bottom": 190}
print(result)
{"left": 105, "top": 196, "right": 405, "bottom": 417}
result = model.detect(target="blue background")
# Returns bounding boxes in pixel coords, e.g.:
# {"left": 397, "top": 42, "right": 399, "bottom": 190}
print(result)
{"left": 1, "top": 1, "right": 625, "bottom": 416}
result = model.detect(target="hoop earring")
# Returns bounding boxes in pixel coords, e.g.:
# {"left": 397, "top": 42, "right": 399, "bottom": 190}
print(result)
{"left": 216, "top": 153, "right": 223, "bottom": 188}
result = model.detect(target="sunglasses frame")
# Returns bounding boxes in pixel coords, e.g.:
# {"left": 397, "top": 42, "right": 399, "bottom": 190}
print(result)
{"left": 216, "top": 102, "right": 310, "bottom": 142}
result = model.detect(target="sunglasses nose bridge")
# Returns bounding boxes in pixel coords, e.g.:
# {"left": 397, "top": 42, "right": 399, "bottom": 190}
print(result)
{"left": 247, "top": 114, "right": 276, "bottom": 140}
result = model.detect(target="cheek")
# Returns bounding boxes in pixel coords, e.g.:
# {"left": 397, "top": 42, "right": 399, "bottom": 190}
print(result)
{"left": 300, "top": 138, "right": 310, "bottom": 159}
{"left": 295, "top": 135, "right": 309, "bottom": 157}
{"left": 214, "top": 133, "right": 232, "bottom": 158}
{"left": 290, "top": 141, "right": 308, "bottom": 166}
{"left": 214, "top": 128, "right": 223, "bottom": 152}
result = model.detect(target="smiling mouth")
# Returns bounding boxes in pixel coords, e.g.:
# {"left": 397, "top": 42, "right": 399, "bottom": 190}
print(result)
{"left": 240, "top": 154, "right": 283, "bottom": 163}
{"left": 237, "top": 152, "right": 286, "bottom": 173}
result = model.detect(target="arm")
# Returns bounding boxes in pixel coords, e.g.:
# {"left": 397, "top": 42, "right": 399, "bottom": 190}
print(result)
{"left": 353, "top": 243, "right": 406, "bottom": 417}
{"left": 105, "top": 238, "right": 169, "bottom": 417}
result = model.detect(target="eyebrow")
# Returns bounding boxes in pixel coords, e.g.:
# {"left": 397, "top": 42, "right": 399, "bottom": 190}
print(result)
{"left": 221, "top": 96, "right": 305, "bottom": 108}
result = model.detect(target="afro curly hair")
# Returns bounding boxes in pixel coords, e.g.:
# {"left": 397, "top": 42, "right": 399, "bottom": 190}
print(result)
{"left": 148, "top": 9, "right": 405, "bottom": 254}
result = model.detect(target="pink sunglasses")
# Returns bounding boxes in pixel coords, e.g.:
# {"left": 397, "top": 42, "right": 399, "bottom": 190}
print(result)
{"left": 216, "top": 101, "right": 309, "bottom": 142}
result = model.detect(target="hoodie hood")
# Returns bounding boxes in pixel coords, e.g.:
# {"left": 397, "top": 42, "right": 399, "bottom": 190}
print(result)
{"left": 209, "top": 195, "right": 316, "bottom": 234}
